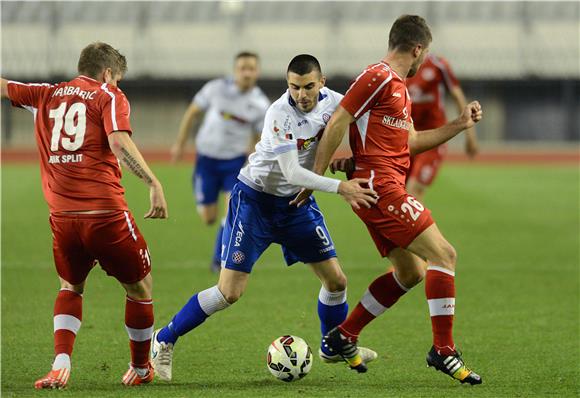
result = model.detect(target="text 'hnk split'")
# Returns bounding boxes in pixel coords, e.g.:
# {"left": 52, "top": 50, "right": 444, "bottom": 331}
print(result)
{"left": 49, "top": 154, "right": 83, "bottom": 164}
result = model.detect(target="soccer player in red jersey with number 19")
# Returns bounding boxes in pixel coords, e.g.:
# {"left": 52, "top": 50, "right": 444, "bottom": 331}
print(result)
{"left": 291, "top": 15, "right": 483, "bottom": 384}
{"left": 1, "top": 42, "right": 168, "bottom": 389}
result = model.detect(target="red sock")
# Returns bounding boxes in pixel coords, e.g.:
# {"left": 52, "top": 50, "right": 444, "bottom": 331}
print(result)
{"left": 425, "top": 266, "right": 456, "bottom": 355}
{"left": 340, "top": 272, "right": 409, "bottom": 340}
{"left": 53, "top": 289, "right": 83, "bottom": 358}
{"left": 125, "top": 296, "right": 154, "bottom": 368}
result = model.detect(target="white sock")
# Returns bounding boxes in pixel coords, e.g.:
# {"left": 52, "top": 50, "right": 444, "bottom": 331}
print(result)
{"left": 134, "top": 366, "right": 149, "bottom": 377}
{"left": 318, "top": 286, "right": 347, "bottom": 306}
{"left": 52, "top": 353, "right": 71, "bottom": 370}
{"left": 198, "top": 286, "right": 230, "bottom": 315}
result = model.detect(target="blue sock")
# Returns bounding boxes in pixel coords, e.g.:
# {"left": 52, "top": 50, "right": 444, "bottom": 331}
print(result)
{"left": 157, "top": 286, "right": 230, "bottom": 345}
{"left": 157, "top": 294, "right": 207, "bottom": 345}
{"left": 212, "top": 223, "right": 225, "bottom": 264}
{"left": 317, "top": 287, "right": 348, "bottom": 355}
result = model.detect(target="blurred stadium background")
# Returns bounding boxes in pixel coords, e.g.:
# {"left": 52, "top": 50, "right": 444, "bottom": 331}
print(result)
{"left": 1, "top": 0, "right": 579, "bottom": 153}
{"left": 1, "top": 2, "right": 579, "bottom": 397}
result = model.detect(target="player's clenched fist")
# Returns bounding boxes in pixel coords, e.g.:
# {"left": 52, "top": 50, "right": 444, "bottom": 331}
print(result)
{"left": 145, "top": 183, "right": 169, "bottom": 219}
{"left": 337, "top": 178, "right": 378, "bottom": 210}
{"left": 460, "top": 101, "right": 483, "bottom": 129}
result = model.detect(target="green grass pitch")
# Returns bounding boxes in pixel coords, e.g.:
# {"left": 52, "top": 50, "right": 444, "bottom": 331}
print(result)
{"left": 2, "top": 162, "right": 578, "bottom": 397}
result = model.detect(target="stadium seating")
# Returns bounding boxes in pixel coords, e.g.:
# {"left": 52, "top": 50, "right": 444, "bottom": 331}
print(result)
{"left": 1, "top": 1, "right": 578, "bottom": 79}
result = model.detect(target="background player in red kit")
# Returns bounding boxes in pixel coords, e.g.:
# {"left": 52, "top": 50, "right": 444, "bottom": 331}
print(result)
{"left": 406, "top": 54, "right": 479, "bottom": 201}
{"left": 1, "top": 42, "right": 168, "bottom": 388}
{"left": 292, "top": 15, "right": 483, "bottom": 384}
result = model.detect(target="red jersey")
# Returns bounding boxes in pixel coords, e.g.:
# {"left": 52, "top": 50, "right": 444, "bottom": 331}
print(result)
{"left": 341, "top": 62, "right": 413, "bottom": 188}
{"left": 7, "top": 76, "right": 132, "bottom": 213}
{"left": 406, "top": 54, "right": 459, "bottom": 130}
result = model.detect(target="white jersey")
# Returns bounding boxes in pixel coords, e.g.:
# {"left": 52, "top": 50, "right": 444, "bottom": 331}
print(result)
{"left": 193, "top": 78, "right": 270, "bottom": 160}
{"left": 239, "top": 87, "right": 344, "bottom": 197}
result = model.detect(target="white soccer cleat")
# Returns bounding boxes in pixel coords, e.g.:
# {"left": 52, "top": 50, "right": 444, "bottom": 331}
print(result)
{"left": 318, "top": 346, "right": 378, "bottom": 364}
{"left": 151, "top": 329, "right": 174, "bottom": 381}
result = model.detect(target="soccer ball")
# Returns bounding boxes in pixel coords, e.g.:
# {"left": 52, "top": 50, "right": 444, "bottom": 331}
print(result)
{"left": 266, "top": 335, "right": 313, "bottom": 382}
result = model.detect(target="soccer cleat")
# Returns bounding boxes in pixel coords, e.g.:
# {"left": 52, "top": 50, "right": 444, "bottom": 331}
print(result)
{"left": 321, "top": 327, "right": 367, "bottom": 373}
{"left": 151, "top": 329, "right": 174, "bottom": 381}
{"left": 122, "top": 362, "right": 154, "bottom": 386}
{"left": 319, "top": 346, "right": 378, "bottom": 364}
{"left": 426, "top": 346, "right": 482, "bottom": 385}
{"left": 34, "top": 368, "right": 70, "bottom": 389}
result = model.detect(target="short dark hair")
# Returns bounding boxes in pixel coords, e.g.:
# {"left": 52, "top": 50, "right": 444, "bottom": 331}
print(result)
{"left": 235, "top": 51, "right": 259, "bottom": 62}
{"left": 77, "top": 42, "right": 127, "bottom": 79}
{"left": 388, "top": 15, "right": 432, "bottom": 52}
{"left": 287, "top": 54, "right": 321, "bottom": 75}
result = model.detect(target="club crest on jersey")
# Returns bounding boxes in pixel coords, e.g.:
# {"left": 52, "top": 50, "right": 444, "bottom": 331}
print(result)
{"left": 322, "top": 113, "right": 331, "bottom": 123}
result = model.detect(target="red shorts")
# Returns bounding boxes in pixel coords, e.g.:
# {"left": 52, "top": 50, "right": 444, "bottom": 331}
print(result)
{"left": 353, "top": 180, "right": 434, "bottom": 257}
{"left": 50, "top": 211, "right": 151, "bottom": 285}
{"left": 408, "top": 145, "right": 447, "bottom": 186}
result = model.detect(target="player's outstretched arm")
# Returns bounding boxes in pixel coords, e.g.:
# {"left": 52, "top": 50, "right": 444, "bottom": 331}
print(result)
{"left": 314, "top": 106, "right": 355, "bottom": 175}
{"left": 0, "top": 78, "right": 8, "bottom": 98}
{"left": 278, "top": 150, "right": 376, "bottom": 210}
{"left": 290, "top": 106, "right": 355, "bottom": 207}
{"left": 108, "top": 131, "right": 168, "bottom": 219}
{"left": 409, "top": 101, "right": 483, "bottom": 156}
{"left": 171, "top": 103, "right": 203, "bottom": 163}
{"left": 450, "top": 86, "right": 479, "bottom": 158}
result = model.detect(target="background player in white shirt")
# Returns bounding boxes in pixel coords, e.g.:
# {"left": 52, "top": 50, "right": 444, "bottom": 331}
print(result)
{"left": 151, "top": 55, "right": 378, "bottom": 381}
{"left": 172, "top": 52, "right": 270, "bottom": 272}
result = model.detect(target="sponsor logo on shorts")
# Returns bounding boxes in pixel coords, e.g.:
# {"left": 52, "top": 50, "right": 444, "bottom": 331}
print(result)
{"left": 319, "top": 245, "right": 335, "bottom": 254}
{"left": 234, "top": 221, "right": 244, "bottom": 247}
{"left": 232, "top": 251, "right": 245, "bottom": 264}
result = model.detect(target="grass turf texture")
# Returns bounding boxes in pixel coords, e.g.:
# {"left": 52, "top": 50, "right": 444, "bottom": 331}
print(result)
{"left": 2, "top": 163, "right": 578, "bottom": 398}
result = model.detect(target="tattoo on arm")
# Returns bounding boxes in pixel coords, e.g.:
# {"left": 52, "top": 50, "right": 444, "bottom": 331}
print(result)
{"left": 120, "top": 147, "right": 153, "bottom": 184}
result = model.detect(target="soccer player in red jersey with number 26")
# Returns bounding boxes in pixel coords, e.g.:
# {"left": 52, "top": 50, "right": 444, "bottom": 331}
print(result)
{"left": 1, "top": 42, "right": 168, "bottom": 389}
{"left": 292, "top": 15, "right": 483, "bottom": 384}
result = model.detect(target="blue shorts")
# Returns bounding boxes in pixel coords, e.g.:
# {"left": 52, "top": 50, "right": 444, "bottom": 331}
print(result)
{"left": 220, "top": 182, "right": 337, "bottom": 273}
{"left": 193, "top": 154, "right": 247, "bottom": 205}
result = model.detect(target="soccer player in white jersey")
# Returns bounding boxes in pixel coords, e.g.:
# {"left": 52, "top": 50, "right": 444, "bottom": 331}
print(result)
{"left": 151, "top": 55, "right": 378, "bottom": 381}
{"left": 172, "top": 52, "right": 271, "bottom": 272}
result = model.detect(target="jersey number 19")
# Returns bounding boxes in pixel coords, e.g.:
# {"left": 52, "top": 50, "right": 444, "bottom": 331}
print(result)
{"left": 49, "top": 102, "right": 86, "bottom": 152}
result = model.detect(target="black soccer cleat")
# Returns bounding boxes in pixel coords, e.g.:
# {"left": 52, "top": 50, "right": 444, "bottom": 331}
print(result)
{"left": 321, "top": 327, "right": 367, "bottom": 373}
{"left": 426, "top": 346, "right": 482, "bottom": 385}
